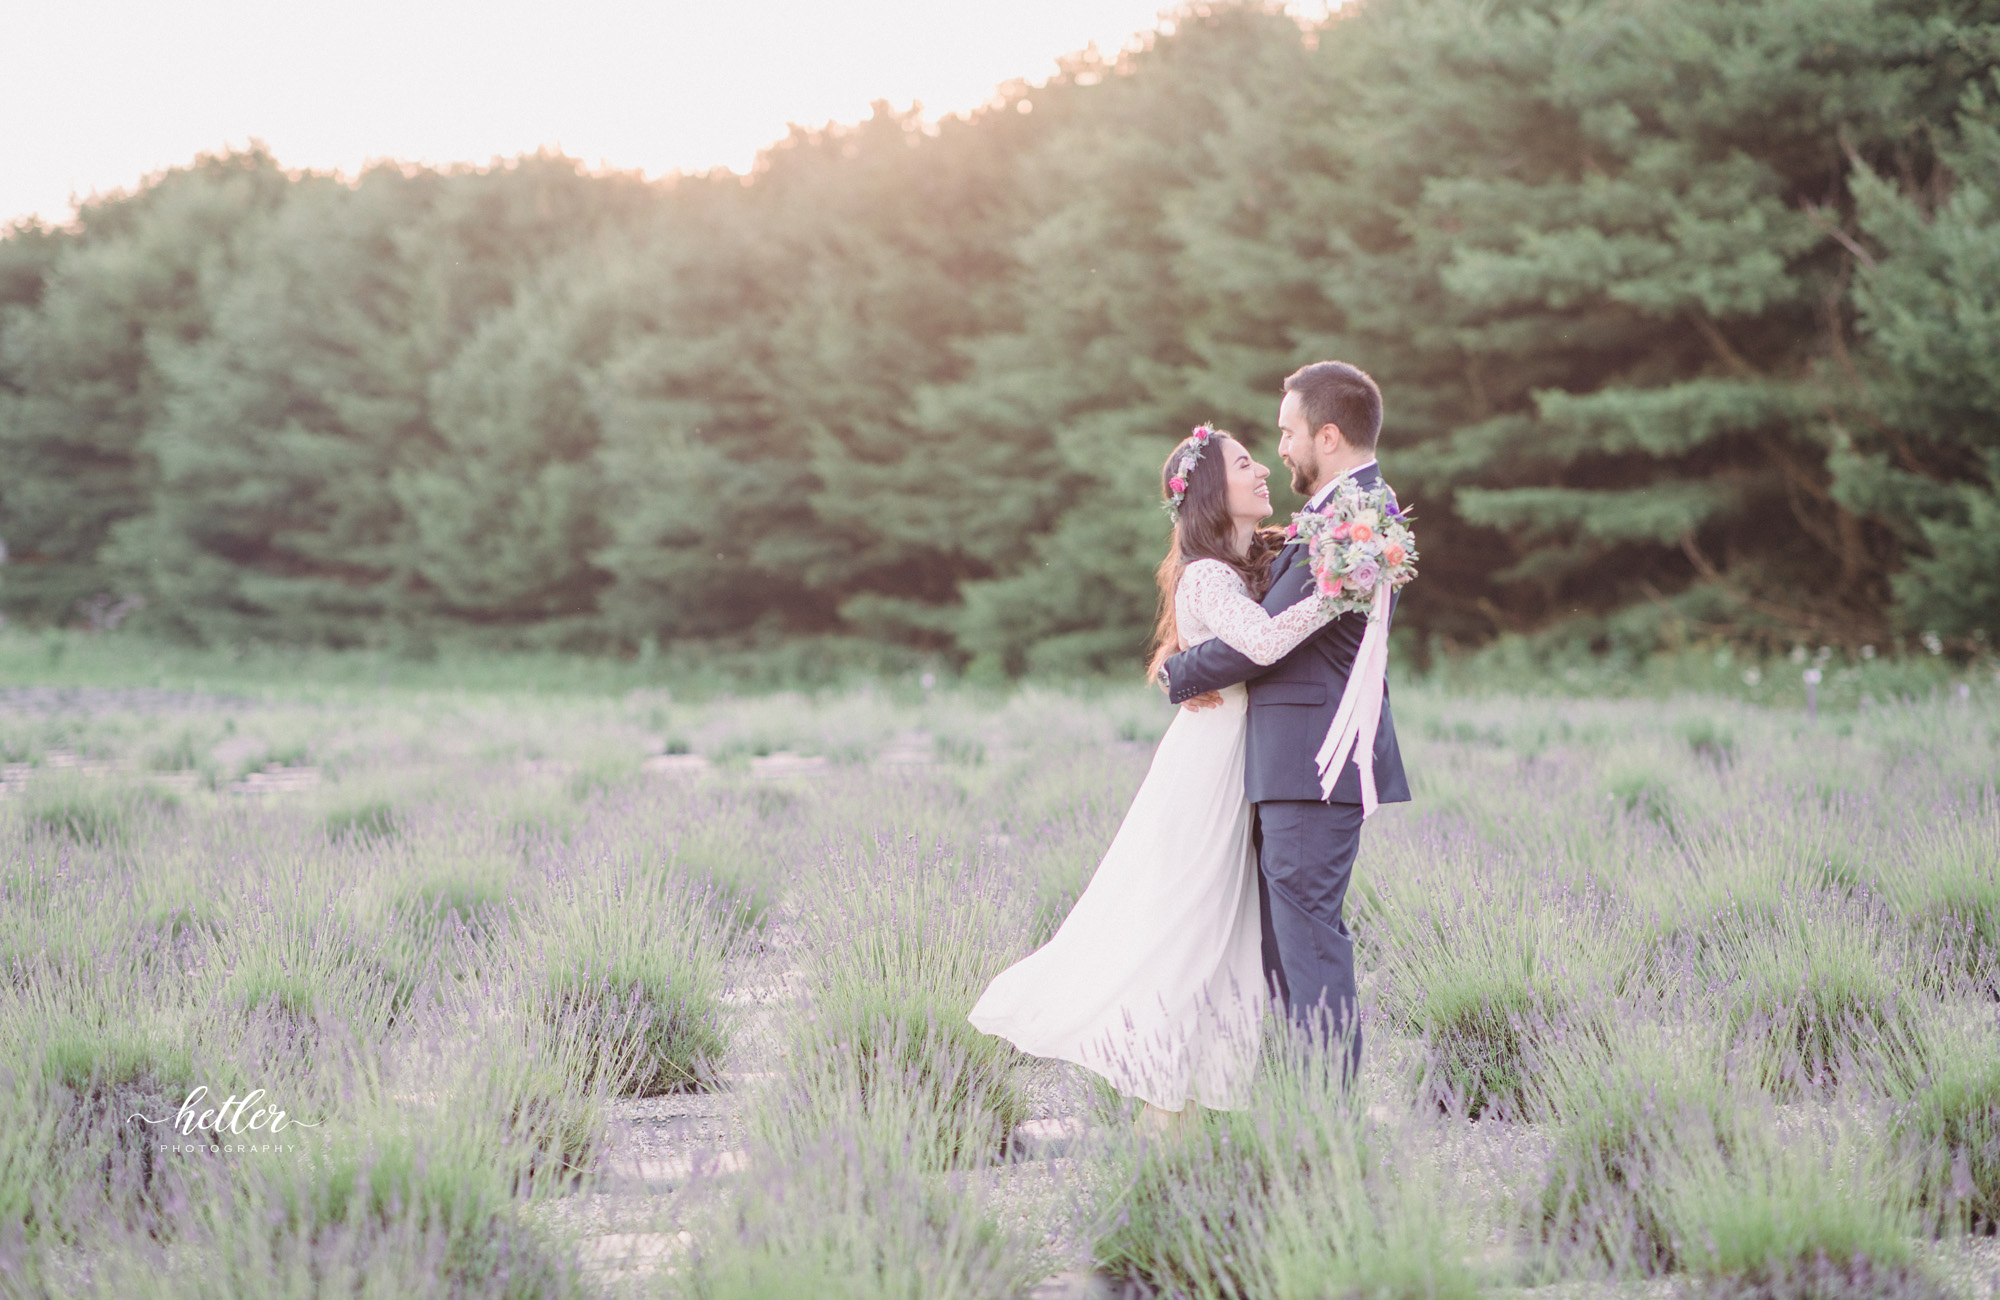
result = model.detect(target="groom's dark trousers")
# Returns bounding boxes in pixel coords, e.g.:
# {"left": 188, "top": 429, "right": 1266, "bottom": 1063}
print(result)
{"left": 1254, "top": 799, "right": 1366, "bottom": 1055}
{"left": 1164, "top": 463, "right": 1409, "bottom": 1081}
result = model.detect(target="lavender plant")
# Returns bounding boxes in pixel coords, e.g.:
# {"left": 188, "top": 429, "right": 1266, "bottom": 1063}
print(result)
{"left": 1650, "top": 1107, "right": 1930, "bottom": 1300}
{"left": 775, "top": 834, "right": 1036, "bottom": 1171}
{"left": 0, "top": 654, "right": 1990, "bottom": 1298}
{"left": 1094, "top": 1021, "right": 1483, "bottom": 1300}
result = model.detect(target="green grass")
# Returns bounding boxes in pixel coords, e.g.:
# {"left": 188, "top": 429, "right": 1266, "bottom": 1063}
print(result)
{"left": 21, "top": 775, "right": 179, "bottom": 845}
{"left": 670, "top": 819, "right": 781, "bottom": 935}
{"left": 324, "top": 797, "right": 401, "bottom": 845}
{"left": 1359, "top": 855, "right": 1630, "bottom": 1117}
{"left": 0, "top": 633, "right": 1995, "bottom": 1294}
{"left": 1715, "top": 896, "right": 1927, "bottom": 1096}
{"left": 1095, "top": 1027, "right": 1480, "bottom": 1300}
{"left": 1534, "top": 1025, "right": 1738, "bottom": 1271}
{"left": 683, "top": 1135, "right": 1029, "bottom": 1300}
{"left": 1654, "top": 1114, "right": 1930, "bottom": 1299}
{"left": 1897, "top": 1020, "right": 2000, "bottom": 1233}
{"left": 770, "top": 836, "right": 1036, "bottom": 1170}
{"left": 1875, "top": 797, "right": 2000, "bottom": 992}
{"left": 8, "top": 1022, "right": 215, "bottom": 1244}
{"left": 536, "top": 867, "right": 733, "bottom": 1097}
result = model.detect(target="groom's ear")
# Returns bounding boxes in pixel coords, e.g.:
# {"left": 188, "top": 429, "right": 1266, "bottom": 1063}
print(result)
{"left": 1316, "top": 421, "right": 1348, "bottom": 454}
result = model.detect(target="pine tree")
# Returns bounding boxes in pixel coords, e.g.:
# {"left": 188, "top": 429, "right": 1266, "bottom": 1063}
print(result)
{"left": 0, "top": 151, "right": 287, "bottom": 622}
{"left": 107, "top": 155, "right": 645, "bottom": 644}
{"left": 592, "top": 103, "right": 1047, "bottom": 648}
{"left": 2, "top": 0, "right": 1995, "bottom": 660}
{"left": 1834, "top": 73, "right": 2000, "bottom": 643}
{"left": 934, "top": 8, "right": 1315, "bottom": 675}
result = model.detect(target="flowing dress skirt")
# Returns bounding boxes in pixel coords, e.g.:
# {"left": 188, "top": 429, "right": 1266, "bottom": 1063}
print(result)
{"left": 968, "top": 684, "right": 1266, "bottom": 1110}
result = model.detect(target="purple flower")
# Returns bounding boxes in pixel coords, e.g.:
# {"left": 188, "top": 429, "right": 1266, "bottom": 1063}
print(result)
{"left": 1350, "top": 561, "right": 1382, "bottom": 589}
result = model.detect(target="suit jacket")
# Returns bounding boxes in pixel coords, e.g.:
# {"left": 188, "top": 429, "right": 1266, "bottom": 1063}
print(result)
{"left": 1163, "top": 461, "right": 1410, "bottom": 806}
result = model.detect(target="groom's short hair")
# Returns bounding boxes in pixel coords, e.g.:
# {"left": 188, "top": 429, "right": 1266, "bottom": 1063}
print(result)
{"left": 1284, "top": 362, "right": 1382, "bottom": 452}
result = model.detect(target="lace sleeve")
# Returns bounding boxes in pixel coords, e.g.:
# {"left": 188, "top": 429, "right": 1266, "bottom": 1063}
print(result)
{"left": 1178, "top": 560, "right": 1335, "bottom": 666}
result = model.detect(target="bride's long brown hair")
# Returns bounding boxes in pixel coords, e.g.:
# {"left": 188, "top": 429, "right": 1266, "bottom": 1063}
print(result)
{"left": 1145, "top": 430, "right": 1286, "bottom": 684}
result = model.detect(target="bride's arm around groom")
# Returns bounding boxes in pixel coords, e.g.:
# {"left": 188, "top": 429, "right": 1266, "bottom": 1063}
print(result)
{"left": 1161, "top": 526, "right": 1408, "bottom": 809}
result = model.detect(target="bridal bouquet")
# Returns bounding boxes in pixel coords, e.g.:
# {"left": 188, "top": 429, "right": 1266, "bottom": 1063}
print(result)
{"left": 1287, "top": 479, "right": 1418, "bottom": 816}
{"left": 1287, "top": 479, "right": 1419, "bottom": 617}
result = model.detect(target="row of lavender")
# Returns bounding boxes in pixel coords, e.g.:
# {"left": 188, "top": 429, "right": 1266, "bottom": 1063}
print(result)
{"left": 0, "top": 681, "right": 1994, "bottom": 1297}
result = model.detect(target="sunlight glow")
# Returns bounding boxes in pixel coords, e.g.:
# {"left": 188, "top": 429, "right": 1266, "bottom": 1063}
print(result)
{"left": 3, "top": 1, "right": 1332, "bottom": 227}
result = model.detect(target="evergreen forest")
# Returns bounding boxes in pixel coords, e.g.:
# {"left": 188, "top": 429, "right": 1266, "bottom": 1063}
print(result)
{"left": 3, "top": 0, "right": 1998, "bottom": 676}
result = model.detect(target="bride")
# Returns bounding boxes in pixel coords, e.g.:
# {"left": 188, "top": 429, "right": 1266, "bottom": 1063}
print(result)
{"left": 968, "top": 424, "right": 1335, "bottom": 1124}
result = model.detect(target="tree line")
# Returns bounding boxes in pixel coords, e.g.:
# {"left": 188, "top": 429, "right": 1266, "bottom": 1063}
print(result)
{"left": 3, "top": 0, "right": 1997, "bottom": 674}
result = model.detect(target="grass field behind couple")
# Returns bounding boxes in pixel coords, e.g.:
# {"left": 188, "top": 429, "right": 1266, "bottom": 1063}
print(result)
{"left": 1, "top": 638, "right": 1997, "bottom": 1298}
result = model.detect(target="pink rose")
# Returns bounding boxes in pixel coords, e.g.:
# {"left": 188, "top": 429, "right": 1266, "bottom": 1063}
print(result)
{"left": 1284, "top": 522, "right": 1298, "bottom": 539}
{"left": 1331, "top": 522, "right": 1352, "bottom": 540}
{"left": 1351, "top": 561, "right": 1381, "bottom": 589}
{"left": 1168, "top": 476, "right": 1187, "bottom": 494}
{"left": 1318, "top": 573, "right": 1340, "bottom": 596}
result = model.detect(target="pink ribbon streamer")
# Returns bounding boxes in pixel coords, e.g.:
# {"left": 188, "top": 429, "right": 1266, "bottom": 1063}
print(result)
{"left": 1314, "top": 581, "right": 1392, "bottom": 817}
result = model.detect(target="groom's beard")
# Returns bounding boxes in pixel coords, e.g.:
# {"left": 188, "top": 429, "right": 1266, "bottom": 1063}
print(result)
{"left": 1289, "top": 461, "right": 1314, "bottom": 497}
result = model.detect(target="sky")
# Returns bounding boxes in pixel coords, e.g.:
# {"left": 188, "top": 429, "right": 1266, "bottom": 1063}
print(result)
{"left": 2, "top": 0, "right": 1327, "bottom": 229}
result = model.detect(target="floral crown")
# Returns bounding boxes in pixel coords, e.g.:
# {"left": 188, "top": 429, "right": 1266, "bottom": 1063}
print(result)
{"left": 1163, "top": 424, "right": 1219, "bottom": 523}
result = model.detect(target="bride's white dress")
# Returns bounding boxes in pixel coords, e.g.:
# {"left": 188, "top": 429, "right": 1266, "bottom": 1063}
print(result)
{"left": 968, "top": 559, "right": 1334, "bottom": 1110}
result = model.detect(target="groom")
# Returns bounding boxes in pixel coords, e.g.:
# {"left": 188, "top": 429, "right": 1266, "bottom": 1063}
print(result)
{"left": 1163, "top": 361, "right": 1409, "bottom": 1079}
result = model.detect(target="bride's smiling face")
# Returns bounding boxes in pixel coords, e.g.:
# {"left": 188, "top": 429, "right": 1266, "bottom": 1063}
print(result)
{"left": 1219, "top": 437, "right": 1273, "bottom": 524}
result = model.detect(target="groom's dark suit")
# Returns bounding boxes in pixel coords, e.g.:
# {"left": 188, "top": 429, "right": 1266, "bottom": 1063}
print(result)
{"left": 1162, "top": 461, "right": 1408, "bottom": 1077}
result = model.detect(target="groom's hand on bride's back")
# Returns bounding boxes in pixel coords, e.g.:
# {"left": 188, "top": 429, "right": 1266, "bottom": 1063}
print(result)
{"left": 1182, "top": 691, "right": 1225, "bottom": 712}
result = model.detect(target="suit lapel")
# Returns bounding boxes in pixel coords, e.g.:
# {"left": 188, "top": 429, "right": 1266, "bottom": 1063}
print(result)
{"left": 1270, "top": 542, "right": 1306, "bottom": 583}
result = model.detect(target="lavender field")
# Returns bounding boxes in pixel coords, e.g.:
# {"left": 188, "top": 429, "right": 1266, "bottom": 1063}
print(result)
{"left": 2, "top": 662, "right": 1998, "bottom": 1299}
